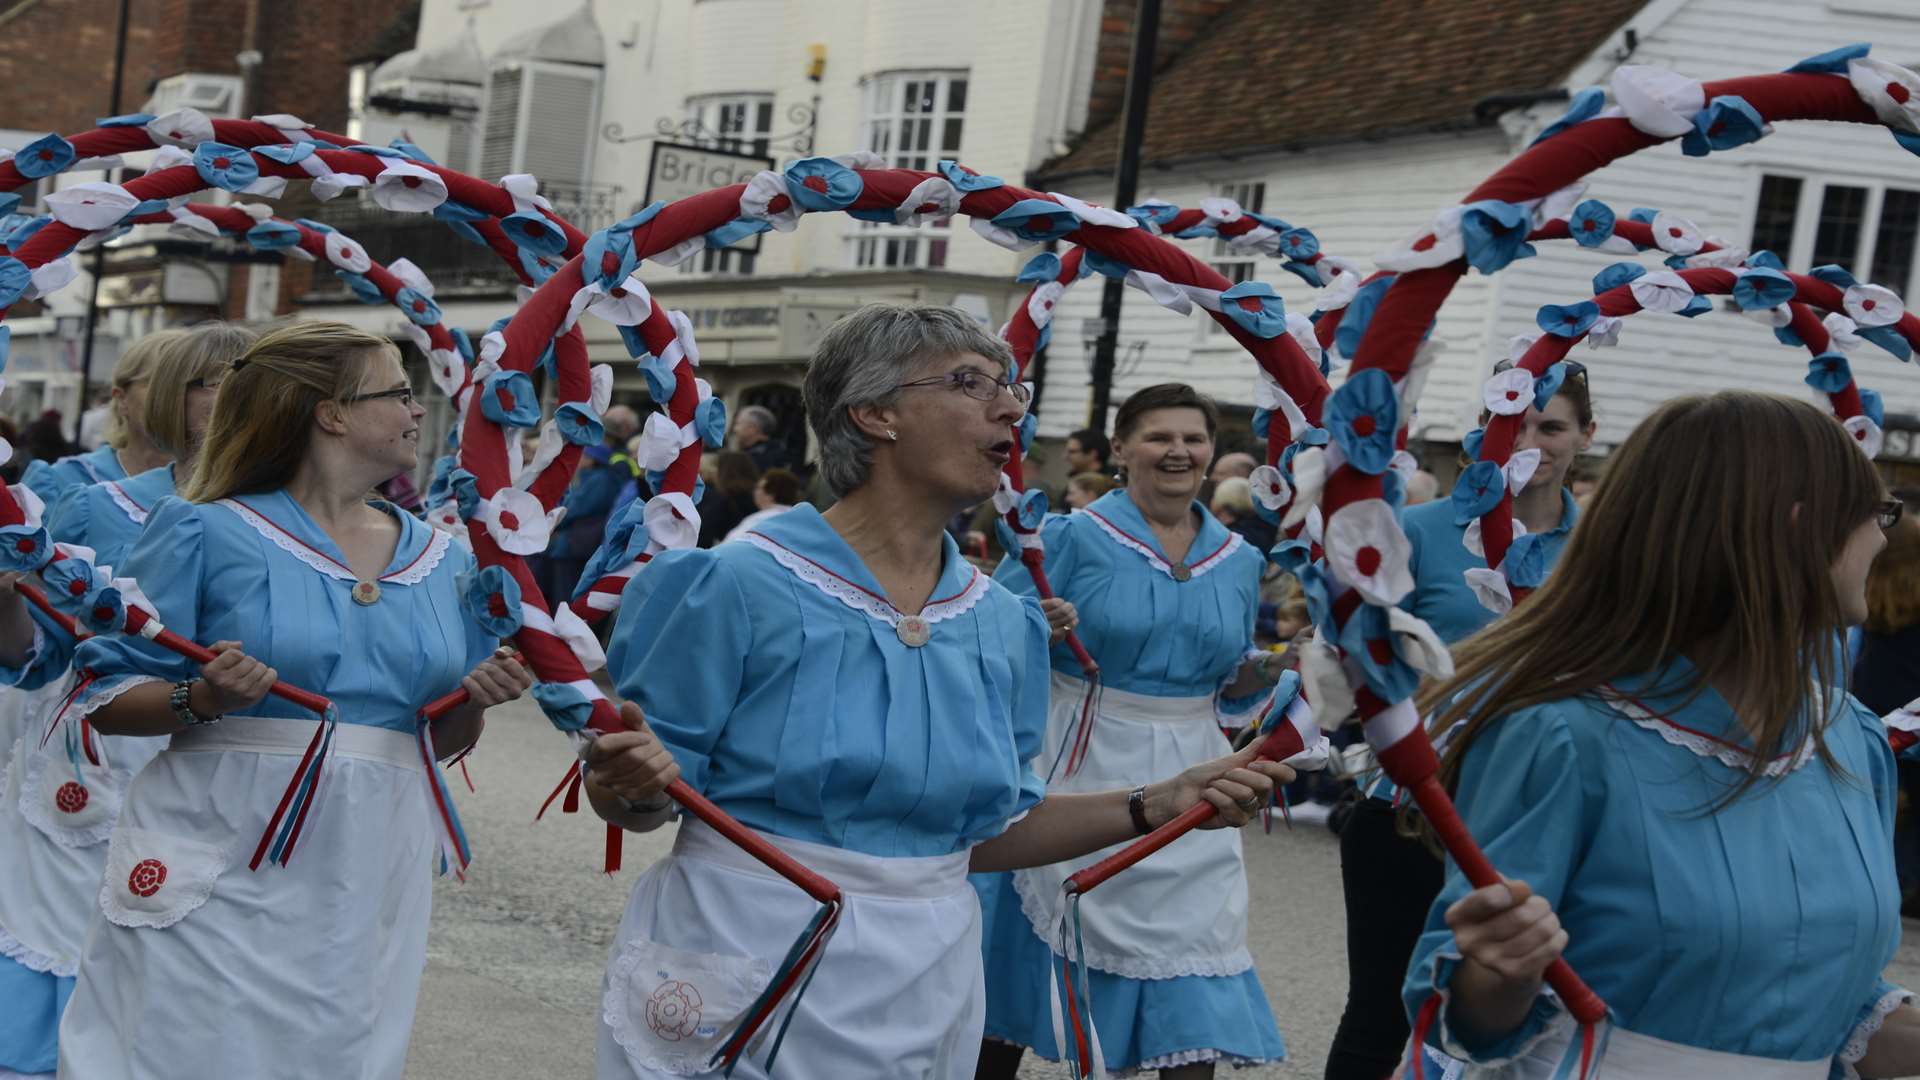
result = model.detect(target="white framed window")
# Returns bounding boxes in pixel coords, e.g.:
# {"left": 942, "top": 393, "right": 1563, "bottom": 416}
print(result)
{"left": 848, "top": 71, "right": 967, "bottom": 269}
{"left": 1206, "top": 181, "right": 1266, "bottom": 335}
{"left": 680, "top": 94, "right": 774, "bottom": 276}
{"left": 1749, "top": 171, "right": 1920, "bottom": 296}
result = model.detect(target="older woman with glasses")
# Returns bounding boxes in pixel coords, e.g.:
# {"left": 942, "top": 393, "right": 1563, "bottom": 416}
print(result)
{"left": 585, "top": 304, "right": 1292, "bottom": 1080}
{"left": 1326, "top": 358, "right": 1597, "bottom": 1080}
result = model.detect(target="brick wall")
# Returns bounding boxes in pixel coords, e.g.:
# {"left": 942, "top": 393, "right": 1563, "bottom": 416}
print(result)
{"left": 0, "top": 0, "right": 167, "bottom": 130}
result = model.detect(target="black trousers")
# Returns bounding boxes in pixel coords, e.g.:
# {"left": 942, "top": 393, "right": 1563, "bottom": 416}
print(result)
{"left": 1324, "top": 798, "right": 1446, "bottom": 1080}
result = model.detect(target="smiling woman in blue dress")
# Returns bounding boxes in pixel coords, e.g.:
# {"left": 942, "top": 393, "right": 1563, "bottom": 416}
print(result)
{"left": 53, "top": 322, "right": 532, "bottom": 1080}
{"left": 1404, "top": 391, "right": 1920, "bottom": 1076}
{"left": 584, "top": 305, "right": 1293, "bottom": 1080}
{"left": 974, "top": 383, "right": 1294, "bottom": 1079}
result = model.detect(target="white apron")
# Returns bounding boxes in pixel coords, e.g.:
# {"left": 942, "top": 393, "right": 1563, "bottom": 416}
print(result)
{"left": 57, "top": 716, "right": 434, "bottom": 1080}
{"left": 598, "top": 818, "right": 981, "bottom": 1080}
{"left": 1453, "top": 1022, "right": 1831, "bottom": 1079}
{"left": 0, "top": 707, "right": 167, "bottom": 977}
{"left": 1012, "top": 672, "right": 1252, "bottom": 979}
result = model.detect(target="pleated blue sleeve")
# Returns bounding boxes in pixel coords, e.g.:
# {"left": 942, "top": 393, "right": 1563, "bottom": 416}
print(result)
{"left": 44, "top": 482, "right": 91, "bottom": 552}
{"left": 70, "top": 497, "right": 206, "bottom": 704}
{"left": 1403, "top": 703, "right": 1597, "bottom": 1062}
{"left": 606, "top": 546, "right": 752, "bottom": 795}
{"left": 0, "top": 601, "right": 77, "bottom": 690}
{"left": 1007, "top": 594, "right": 1052, "bottom": 823}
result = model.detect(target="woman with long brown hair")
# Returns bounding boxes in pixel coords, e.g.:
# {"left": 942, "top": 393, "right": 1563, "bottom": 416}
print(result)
{"left": 53, "top": 321, "right": 531, "bottom": 1079}
{"left": 1402, "top": 391, "right": 1920, "bottom": 1074}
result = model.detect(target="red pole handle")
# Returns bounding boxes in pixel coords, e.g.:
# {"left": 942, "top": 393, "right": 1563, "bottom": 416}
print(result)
{"left": 145, "top": 625, "right": 335, "bottom": 717}
{"left": 1019, "top": 548, "right": 1099, "bottom": 676}
{"left": 1409, "top": 776, "right": 1606, "bottom": 1025}
{"left": 418, "top": 650, "right": 529, "bottom": 722}
{"left": 1065, "top": 719, "right": 1305, "bottom": 895}
{"left": 667, "top": 777, "right": 840, "bottom": 904}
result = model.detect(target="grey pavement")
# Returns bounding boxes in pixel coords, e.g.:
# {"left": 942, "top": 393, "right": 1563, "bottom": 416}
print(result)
{"left": 406, "top": 698, "right": 1920, "bottom": 1078}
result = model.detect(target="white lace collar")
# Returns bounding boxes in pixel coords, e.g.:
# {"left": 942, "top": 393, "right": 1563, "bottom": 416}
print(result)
{"left": 217, "top": 496, "right": 449, "bottom": 587}
{"left": 1598, "top": 684, "right": 1818, "bottom": 778}
{"left": 103, "top": 480, "right": 150, "bottom": 525}
{"left": 1081, "top": 504, "right": 1244, "bottom": 580}
{"left": 739, "top": 530, "right": 990, "bottom": 629}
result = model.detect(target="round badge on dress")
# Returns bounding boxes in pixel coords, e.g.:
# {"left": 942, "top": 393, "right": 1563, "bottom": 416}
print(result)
{"left": 896, "top": 615, "right": 931, "bottom": 648}
{"left": 1169, "top": 561, "right": 1192, "bottom": 582}
{"left": 352, "top": 580, "right": 382, "bottom": 605}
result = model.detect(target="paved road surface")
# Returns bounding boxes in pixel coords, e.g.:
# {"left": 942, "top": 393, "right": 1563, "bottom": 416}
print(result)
{"left": 406, "top": 698, "right": 1920, "bottom": 1078}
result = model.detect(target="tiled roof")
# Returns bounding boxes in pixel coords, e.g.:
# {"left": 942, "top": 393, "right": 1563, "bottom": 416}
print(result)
{"left": 1038, "top": 0, "right": 1648, "bottom": 181}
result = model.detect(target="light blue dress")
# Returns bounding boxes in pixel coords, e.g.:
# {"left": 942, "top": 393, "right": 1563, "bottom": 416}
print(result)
{"left": 608, "top": 503, "right": 1050, "bottom": 856}
{"left": 1403, "top": 659, "right": 1905, "bottom": 1076}
{"left": 1365, "top": 489, "right": 1582, "bottom": 803}
{"left": 51, "top": 489, "right": 496, "bottom": 1079}
{"left": 1398, "top": 488, "right": 1580, "bottom": 645}
{"left": 0, "top": 607, "right": 84, "bottom": 1075}
{"left": 22, "top": 445, "right": 126, "bottom": 506}
{"left": 47, "top": 463, "right": 177, "bottom": 571}
{"left": 974, "top": 489, "right": 1286, "bottom": 1071}
{"left": 596, "top": 504, "right": 1052, "bottom": 1078}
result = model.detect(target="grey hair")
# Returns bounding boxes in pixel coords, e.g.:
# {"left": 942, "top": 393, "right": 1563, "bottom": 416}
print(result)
{"left": 735, "top": 404, "right": 778, "bottom": 436}
{"left": 804, "top": 303, "right": 1014, "bottom": 497}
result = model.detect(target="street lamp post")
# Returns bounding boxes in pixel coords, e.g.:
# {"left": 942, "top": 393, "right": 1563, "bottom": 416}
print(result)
{"left": 74, "top": 0, "right": 132, "bottom": 445}
{"left": 1083, "top": 0, "right": 1160, "bottom": 436}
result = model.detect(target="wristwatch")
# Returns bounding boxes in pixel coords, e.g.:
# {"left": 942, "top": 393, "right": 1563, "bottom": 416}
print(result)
{"left": 1127, "top": 786, "right": 1154, "bottom": 835}
{"left": 170, "top": 679, "right": 220, "bottom": 727}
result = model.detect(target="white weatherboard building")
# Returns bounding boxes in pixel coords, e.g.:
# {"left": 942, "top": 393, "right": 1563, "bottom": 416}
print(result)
{"left": 310, "top": 0, "right": 1112, "bottom": 465}
{"left": 1032, "top": 0, "right": 1920, "bottom": 487}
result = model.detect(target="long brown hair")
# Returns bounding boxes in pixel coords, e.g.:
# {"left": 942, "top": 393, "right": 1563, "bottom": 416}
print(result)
{"left": 1422, "top": 391, "right": 1883, "bottom": 809}
{"left": 182, "top": 321, "right": 395, "bottom": 503}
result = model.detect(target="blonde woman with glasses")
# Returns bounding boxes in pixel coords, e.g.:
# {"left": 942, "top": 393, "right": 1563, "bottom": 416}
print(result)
{"left": 20, "top": 329, "right": 183, "bottom": 505}
{"left": 54, "top": 321, "right": 530, "bottom": 1080}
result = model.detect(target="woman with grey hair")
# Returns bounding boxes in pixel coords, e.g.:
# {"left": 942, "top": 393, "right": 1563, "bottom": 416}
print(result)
{"left": 586, "top": 303, "right": 1295, "bottom": 1079}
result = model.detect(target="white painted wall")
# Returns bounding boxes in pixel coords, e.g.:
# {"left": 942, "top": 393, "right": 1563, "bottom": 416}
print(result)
{"left": 1038, "top": 130, "right": 1511, "bottom": 439}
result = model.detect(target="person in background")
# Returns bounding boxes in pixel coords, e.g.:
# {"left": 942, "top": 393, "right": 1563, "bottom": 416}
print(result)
{"left": 1065, "top": 471, "right": 1117, "bottom": 511}
{"left": 730, "top": 403, "right": 790, "bottom": 473}
{"left": 1853, "top": 508, "right": 1920, "bottom": 913}
{"left": 696, "top": 449, "right": 760, "bottom": 548}
{"left": 722, "top": 467, "right": 802, "bottom": 543}
{"left": 1405, "top": 469, "right": 1439, "bottom": 506}
{"left": 1325, "top": 357, "right": 1596, "bottom": 1080}
{"left": 1211, "top": 475, "right": 1276, "bottom": 553}
{"left": 25, "top": 330, "right": 184, "bottom": 505}
{"left": 19, "top": 412, "right": 70, "bottom": 470}
{"left": 1065, "top": 426, "right": 1111, "bottom": 478}
{"left": 76, "top": 391, "right": 111, "bottom": 451}
{"left": 0, "top": 418, "right": 24, "bottom": 484}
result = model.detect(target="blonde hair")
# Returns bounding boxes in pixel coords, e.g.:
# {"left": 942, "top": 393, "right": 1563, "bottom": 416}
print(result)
{"left": 1068, "top": 471, "right": 1117, "bottom": 500}
{"left": 144, "top": 321, "right": 257, "bottom": 460}
{"left": 105, "top": 329, "right": 186, "bottom": 451}
{"left": 182, "top": 321, "right": 396, "bottom": 504}
{"left": 1421, "top": 391, "right": 1884, "bottom": 815}
{"left": 1210, "top": 476, "right": 1254, "bottom": 517}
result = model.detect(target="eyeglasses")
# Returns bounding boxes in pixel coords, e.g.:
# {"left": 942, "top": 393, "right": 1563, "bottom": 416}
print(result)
{"left": 186, "top": 377, "right": 223, "bottom": 393}
{"left": 894, "top": 370, "right": 1032, "bottom": 412}
{"left": 1878, "top": 497, "right": 1905, "bottom": 529}
{"left": 345, "top": 387, "right": 417, "bottom": 408}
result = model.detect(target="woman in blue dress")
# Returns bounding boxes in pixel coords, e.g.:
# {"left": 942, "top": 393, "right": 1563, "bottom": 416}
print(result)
{"left": 584, "top": 306, "right": 1292, "bottom": 1080}
{"left": 19, "top": 328, "right": 181, "bottom": 506}
{"left": 0, "top": 321, "right": 254, "bottom": 1080}
{"left": 1327, "top": 360, "right": 1595, "bottom": 1080}
{"left": 53, "top": 322, "right": 531, "bottom": 1080}
{"left": 974, "top": 383, "right": 1294, "bottom": 1078}
{"left": 1404, "top": 391, "right": 1920, "bottom": 1076}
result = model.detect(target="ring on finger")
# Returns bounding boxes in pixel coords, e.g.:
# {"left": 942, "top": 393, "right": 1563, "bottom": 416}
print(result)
{"left": 1235, "top": 794, "right": 1261, "bottom": 812}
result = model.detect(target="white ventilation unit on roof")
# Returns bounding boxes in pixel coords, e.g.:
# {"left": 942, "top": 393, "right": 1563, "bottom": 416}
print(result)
{"left": 144, "top": 74, "right": 244, "bottom": 119}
